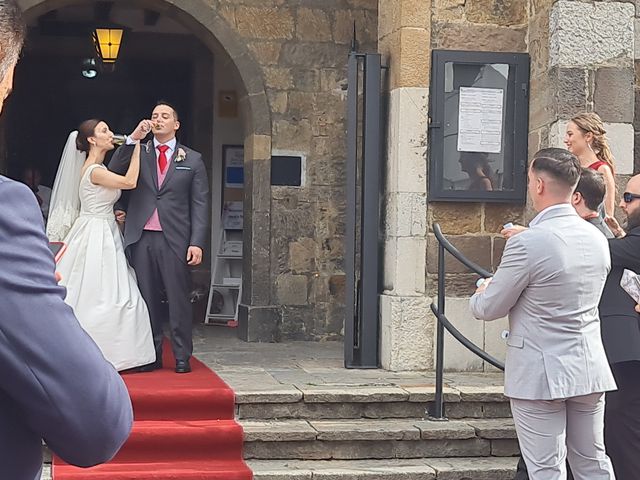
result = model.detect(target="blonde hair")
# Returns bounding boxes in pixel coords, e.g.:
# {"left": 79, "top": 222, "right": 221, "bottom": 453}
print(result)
{"left": 570, "top": 112, "right": 615, "bottom": 172}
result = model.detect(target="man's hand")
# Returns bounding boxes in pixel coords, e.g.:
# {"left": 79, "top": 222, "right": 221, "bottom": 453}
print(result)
{"left": 605, "top": 215, "right": 626, "bottom": 238}
{"left": 129, "top": 120, "right": 153, "bottom": 142}
{"left": 501, "top": 224, "right": 527, "bottom": 239}
{"left": 115, "top": 210, "right": 126, "bottom": 224}
{"left": 635, "top": 304, "right": 640, "bottom": 314}
{"left": 475, "top": 277, "right": 492, "bottom": 293}
{"left": 187, "top": 246, "right": 203, "bottom": 266}
{"left": 55, "top": 272, "right": 62, "bottom": 283}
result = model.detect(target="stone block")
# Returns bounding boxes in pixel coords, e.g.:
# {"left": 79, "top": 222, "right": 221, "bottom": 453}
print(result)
{"left": 491, "top": 439, "right": 520, "bottom": 456}
{"left": 465, "top": 0, "right": 527, "bottom": 26}
{"left": 268, "top": 90, "right": 288, "bottom": 114}
{"left": 431, "top": 22, "right": 526, "bottom": 52}
{"left": 292, "top": 68, "right": 321, "bottom": 92}
{"left": 237, "top": 304, "right": 281, "bottom": 342}
{"left": 276, "top": 274, "right": 309, "bottom": 305}
{"left": 457, "top": 386, "right": 507, "bottom": 403}
{"left": 635, "top": 132, "right": 640, "bottom": 173}
{"left": 384, "top": 192, "right": 428, "bottom": 238}
{"left": 483, "top": 402, "right": 513, "bottom": 418}
{"left": 296, "top": 8, "right": 332, "bottom": 41}
{"left": 310, "top": 419, "right": 422, "bottom": 441}
{"left": 414, "top": 420, "right": 476, "bottom": 440}
{"left": 236, "top": 7, "right": 295, "bottom": 40}
{"left": 380, "top": 294, "right": 434, "bottom": 371}
{"left": 383, "top": 236, "right": 427, "bottom": 295}
{"left": 379, "top": 28, "right": 431, "bottom": 89}
{"left": 430, "top": 203, "right": 482, "bottom": 234}
{"left": 467, "top": 419, "right": 515, "bottom": 440}
{"left": 606, "top": 122, "right": 635, "bottom": 175}
{"left": 302, "top": 386, "right": 409, "bottom": 403}
{"left": 426, "top": 234, "right": 492, "bottom": 275}
{"left": 426, "top": 457, "right": 519, "bottom": 480}
{"left": 435, "top": 297, "right": 485, "bottom": 372}
{"left": 387, "top": 87, "right": 429, "bottom": 194}
{"left": 247, "top": 41, "right": 283, "bottom": 65}
{"left": 280, "top": 43, "right": 347, "bottom": 68}
{"left": 273, "top": 119, "right": 313, "bottom": 150}
{"left": 333, "top": 9, "right": 378, "bottom": 45}
{"left": 242, "top": 420, "right": 318, "bottom": 442}
{"left": 528, "top": 10, "right": 550, "bottom": 78}
{"left": 550, "top": 1, "right": 634, "bottom": 68}
{"left": 289, "top": 238, "right": 318, "bottom": 273}
{"left": 553, "top": 67, "right": 589, "bottom": 120}
{"left": 432, "top": 0, "right": 465, "bottom": 22}
{"left": 264, "top": 67, "right": 294, "bottom": 90}
{"left": 484, "top": 204, "right": 526, "bottom": 235}
{"left": 594, "top": 67, "right": 635, "bottom": 123}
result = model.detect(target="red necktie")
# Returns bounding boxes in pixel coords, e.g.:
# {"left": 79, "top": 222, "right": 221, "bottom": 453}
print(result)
{"left": 157, "top": 145, "right": 170, "bottom": 174}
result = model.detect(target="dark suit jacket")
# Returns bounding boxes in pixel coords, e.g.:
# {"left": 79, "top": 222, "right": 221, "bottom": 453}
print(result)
{"left": 600, "top": 226, "right": 640, "bottom": 364}
{"left": 0, "top": 177, "right": 133, "bottom": 480}
{"left": 109, "top": 140, "right": 209, "bottom": 263}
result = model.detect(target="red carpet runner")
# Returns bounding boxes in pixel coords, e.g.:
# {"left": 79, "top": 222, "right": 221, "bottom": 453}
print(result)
{"left": 52, "top": 346, "right": 253, "bottom": 479}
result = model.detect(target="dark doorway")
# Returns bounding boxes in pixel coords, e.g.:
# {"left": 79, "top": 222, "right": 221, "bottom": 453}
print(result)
{"left": 4, "top": 5, "right": 211, "bottom": 189}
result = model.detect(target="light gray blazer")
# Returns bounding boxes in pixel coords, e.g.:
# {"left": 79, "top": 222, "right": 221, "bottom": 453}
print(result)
{"left": 470, "top": 204, "right": 616, "bottom": 400}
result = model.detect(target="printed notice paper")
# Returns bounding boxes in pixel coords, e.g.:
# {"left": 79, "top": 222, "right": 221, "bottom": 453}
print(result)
{"left": 457, "top": 87, "right": 504, "bottom": 154}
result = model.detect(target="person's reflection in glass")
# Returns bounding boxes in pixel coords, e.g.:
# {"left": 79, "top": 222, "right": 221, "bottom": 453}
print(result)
{"left": 459, "top": 151, "right": 494, "bottom": 191}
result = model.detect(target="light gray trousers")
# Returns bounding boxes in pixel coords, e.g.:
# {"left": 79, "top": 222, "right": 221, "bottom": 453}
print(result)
{"left": 511, "top": 393, "right": 615, "bottom": 480}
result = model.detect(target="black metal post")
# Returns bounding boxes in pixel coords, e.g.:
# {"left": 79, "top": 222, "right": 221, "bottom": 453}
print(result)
{"left": 431, "top": 241, "right": 447, "bottom": 420}
{"left": 344, "top": 53, "right": 382, "bottom": 368}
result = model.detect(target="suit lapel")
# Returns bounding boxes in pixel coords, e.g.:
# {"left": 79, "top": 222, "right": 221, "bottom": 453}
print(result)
{"left": 144, "top": 140, "right": 159, "bottom": 191}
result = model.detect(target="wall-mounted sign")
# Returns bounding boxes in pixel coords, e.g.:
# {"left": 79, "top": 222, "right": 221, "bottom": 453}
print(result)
{"left": 428, "top": 50, "right": 530, "bottom": 203}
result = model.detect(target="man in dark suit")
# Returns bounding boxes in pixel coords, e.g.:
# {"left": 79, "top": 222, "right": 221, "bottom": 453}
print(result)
{"left": 599, "top": 174, "right": 640, "bottom": 479}
{"left": 110, "top": 103, "right": 209, "bottom": 373}
{"left": 0, "top": 2, "right": 133, "bottom": 478}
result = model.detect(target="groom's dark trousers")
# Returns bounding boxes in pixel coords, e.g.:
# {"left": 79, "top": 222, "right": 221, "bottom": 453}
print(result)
{"left": 131, "top": 230, "right": 192, "bottom": 361}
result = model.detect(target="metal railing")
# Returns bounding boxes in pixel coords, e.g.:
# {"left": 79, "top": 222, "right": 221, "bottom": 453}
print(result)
{"left": 429, "top": 222, "right": 505, "bottom": 421}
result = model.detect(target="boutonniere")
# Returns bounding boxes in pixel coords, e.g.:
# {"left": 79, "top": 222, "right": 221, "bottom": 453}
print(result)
{"left": 175, "top": 147, "right": 187, "bottom": 163}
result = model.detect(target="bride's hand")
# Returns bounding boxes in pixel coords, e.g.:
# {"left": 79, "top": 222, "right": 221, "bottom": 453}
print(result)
{"left": 130, "top": 120, "right": 153, "bottom": 142}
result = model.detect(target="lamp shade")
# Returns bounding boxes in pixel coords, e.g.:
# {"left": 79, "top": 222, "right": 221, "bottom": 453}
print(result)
{"left": 93, "top": 28, "right": 123, "bottom": 63}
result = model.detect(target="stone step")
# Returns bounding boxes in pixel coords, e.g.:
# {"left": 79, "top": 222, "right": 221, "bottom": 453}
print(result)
{"left": 247, "top": 457, "right": 520, "bottom": 479}
{"left": 241, "top": 418, "right": 519, "bottom": 460}
{"left": 235, "top": 385, "right": 511, "bottom": 420}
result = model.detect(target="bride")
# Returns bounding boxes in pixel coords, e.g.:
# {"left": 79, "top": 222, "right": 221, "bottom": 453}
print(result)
{"left": 47, "top": 119, "right": 156, "bottom": 372}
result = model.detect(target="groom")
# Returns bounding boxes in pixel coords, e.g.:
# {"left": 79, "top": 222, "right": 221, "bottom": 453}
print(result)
{"left": 110, "top": 102, "right": 209, "bottom": 373}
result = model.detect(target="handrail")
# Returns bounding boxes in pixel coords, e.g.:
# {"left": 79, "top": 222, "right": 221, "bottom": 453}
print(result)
{"left": 432, "top": 223, "right": 493, "bottom": 278}
{"left": 430, "top": 304, "right": 505, "bottom": 371}
{"left": 428, "top": 222, "right": 504, "bottom": 421}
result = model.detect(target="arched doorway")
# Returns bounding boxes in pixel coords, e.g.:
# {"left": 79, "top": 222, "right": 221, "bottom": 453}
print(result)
{"left": 13, "top": 0, "right": 272, "bottom": 335}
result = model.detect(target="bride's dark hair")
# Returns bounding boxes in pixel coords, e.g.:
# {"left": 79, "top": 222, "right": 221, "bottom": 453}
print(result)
{"left": 76, "top": 119, "right": 101, "bottom": 153}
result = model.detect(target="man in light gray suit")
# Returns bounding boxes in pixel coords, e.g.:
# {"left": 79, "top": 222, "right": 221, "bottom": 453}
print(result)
{"left": 471, "top": 148, "right": 616, "bottom": 480}
{"left": 0, "top": 2, "right": 133, "bottom": 478}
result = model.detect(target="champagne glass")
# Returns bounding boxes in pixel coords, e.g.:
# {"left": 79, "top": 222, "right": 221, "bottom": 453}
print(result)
{"left": 112, "top": 134, "right": 127, "bottom": 146}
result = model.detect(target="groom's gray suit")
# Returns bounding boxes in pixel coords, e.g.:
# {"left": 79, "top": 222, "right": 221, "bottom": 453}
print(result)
{"left": 109, "top": 139, "right": 209, "bottom": 363}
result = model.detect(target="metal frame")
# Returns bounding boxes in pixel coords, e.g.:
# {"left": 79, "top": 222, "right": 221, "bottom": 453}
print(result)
{"left": 428, "top": 49, "right": 530, "bottom": 203}
{"left": 345, "top": 52, "right": 382, "bottom": 369}
{"left": 428, "top": 223, "right": 505, "bottom": 420}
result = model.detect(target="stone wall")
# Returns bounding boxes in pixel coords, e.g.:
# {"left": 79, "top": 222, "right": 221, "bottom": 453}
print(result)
{"left": 423, "top": 0, "right": 637, "bottom": 371}
{"left": 218, "top": 0, "right": 378, "bottom": 340}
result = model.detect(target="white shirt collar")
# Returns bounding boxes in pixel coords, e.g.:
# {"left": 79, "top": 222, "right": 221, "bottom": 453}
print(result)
{"left": 529, "top": 203, "right": 573, "bottom": 227}
{"left": 153, "top": 137, "right": 177, "bottom": 152}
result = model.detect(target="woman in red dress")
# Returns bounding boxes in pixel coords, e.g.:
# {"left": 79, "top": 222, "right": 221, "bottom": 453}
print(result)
{"left": 564, "top": 112, "right": 616, "bottom": 219}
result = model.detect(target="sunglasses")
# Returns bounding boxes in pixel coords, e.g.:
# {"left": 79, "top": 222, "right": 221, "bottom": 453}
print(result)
{"left": 623, "top": 192, "right": 640, "bottom": 203}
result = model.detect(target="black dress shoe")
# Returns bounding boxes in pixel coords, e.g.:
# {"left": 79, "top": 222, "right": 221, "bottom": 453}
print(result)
{"left": 138, "top": 359, "right": 163, "bottom": 372}
{"left": 175, "top": 360, "right": 191, "bottom": 374}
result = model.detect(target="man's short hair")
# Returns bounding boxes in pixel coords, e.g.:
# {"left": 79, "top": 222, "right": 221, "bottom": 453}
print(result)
{"left": 575, "top": 168, "right": 606, "bottom": 212}
{"left": 155, "top": 100, "right": 179, "bottom": 121}
{"left": 531, "top": 148, "right": 581, "bottom": 189}
{"left": 0, "top": 1, "right": 25, "bottom": 81}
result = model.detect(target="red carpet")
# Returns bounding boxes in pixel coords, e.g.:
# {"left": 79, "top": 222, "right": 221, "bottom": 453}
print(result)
{"left": 52, "top": 345, "right": 253, "bottom": 479}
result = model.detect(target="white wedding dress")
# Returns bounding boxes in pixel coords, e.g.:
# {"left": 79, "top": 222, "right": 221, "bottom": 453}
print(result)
{"left": 56, "top": 163, "right": 156, "bottom": 371}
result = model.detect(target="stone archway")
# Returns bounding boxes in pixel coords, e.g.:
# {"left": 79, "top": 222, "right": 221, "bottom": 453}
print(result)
{"left": 18, "top": 0, "right": 273, "bottom": 334}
